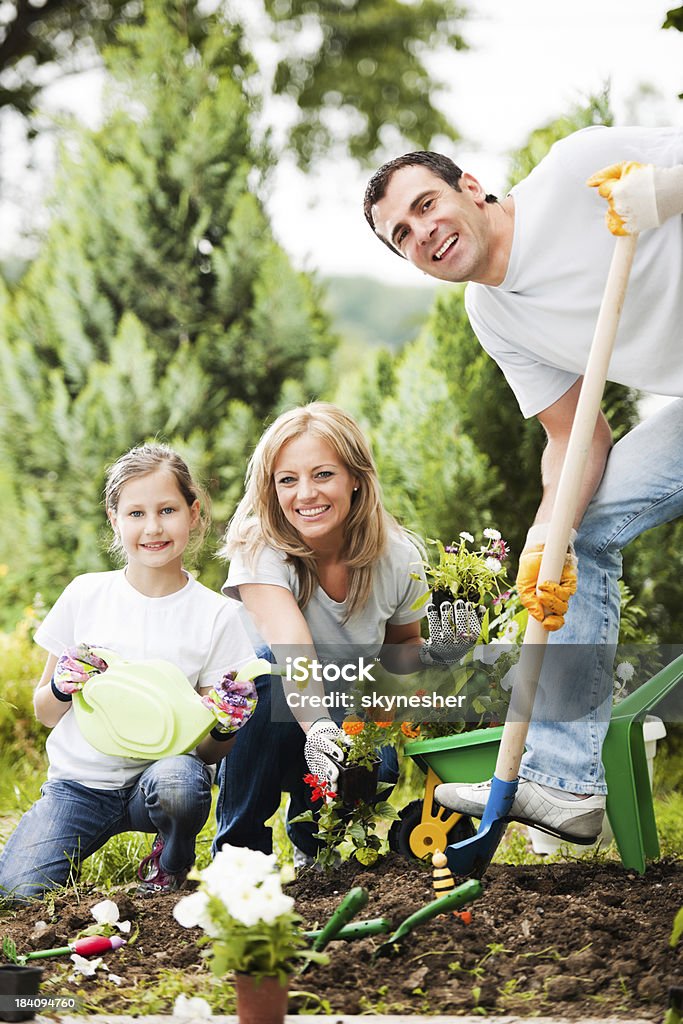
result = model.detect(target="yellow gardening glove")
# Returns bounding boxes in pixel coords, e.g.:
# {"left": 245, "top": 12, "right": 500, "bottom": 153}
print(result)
{"left": 516, "top": 525, "right": 578, "bottom": 632}
{"left": 587, "top": 161, "right": 654, "bottom": 236}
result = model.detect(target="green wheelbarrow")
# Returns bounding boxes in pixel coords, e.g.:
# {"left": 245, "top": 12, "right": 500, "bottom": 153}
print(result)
{"left": 389, "top": 725, "right": 502, "bottom": 861}
{"left": 393, "top": 652, "right": 683, "bottom": 874}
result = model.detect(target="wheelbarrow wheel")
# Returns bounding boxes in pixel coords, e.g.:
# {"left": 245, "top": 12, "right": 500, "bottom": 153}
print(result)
{"left": 388, "top": 800, "right": 476, "bottom": 860}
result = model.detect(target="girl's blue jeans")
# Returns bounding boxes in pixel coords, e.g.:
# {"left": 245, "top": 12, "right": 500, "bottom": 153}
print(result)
{"left": 521, "top": 398, "right": 683, "bottom": 794}
{"left": 0, "top": 754, "right": 212, "bottom": 903}
{"left": 214, "top": 657, "right": 399, "bottom": 857}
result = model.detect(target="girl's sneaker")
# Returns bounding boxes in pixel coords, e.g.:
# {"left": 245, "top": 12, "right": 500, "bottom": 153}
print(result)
{"left": 136, "top": 835, "right": 188, "bottom": 895}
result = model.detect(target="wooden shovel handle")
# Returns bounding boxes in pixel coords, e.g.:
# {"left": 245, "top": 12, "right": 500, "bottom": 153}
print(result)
{"left": 495, "top": 233, "right": 639, "bottom": 781}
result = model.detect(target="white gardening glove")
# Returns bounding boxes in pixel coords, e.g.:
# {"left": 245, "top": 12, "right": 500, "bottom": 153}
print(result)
{"left": 303, "top": 718, "right": 350, "bottom": 788}
{"left": 419, "top": 599, "right": 484, "bottom": 667}
{"left": 587, "top": 161, "right": 683, "bottom": 235}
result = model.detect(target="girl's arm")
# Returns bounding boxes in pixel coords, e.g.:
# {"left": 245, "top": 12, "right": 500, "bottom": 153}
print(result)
{"left": 196, "top": 686, "right": 238, "bottom": 765}
{"left": 33, "top": 653, "right": 70, "bottom": 728}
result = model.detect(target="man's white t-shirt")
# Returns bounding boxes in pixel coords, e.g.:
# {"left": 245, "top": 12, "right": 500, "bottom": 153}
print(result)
{"left": 223, "top": 530, "right": 427, "bottom": 660}
{"left": 465, "top": 125, "right": 683, "bottom": 418}
{"left": 34, "top": 570, "right": 256, "bottom": 789}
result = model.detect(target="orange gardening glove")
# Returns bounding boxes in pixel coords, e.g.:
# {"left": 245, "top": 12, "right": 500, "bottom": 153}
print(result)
{"left": 516, "top": 525, "right": 578, "bottom": 632}
{"left": 586, "top": 161, "right": 655, "bottom": 236}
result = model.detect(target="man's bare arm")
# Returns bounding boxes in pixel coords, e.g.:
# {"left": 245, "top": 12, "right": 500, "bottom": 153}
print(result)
{"left": 534, "top": 378, "right": 613, "bottom": 529}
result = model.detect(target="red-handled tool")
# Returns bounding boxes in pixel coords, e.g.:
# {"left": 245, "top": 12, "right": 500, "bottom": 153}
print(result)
{"left": 2, "top": 934, "right": 126, "bottom": 965}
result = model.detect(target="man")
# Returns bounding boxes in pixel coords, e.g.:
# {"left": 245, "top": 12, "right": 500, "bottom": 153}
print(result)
{"left": 364, "top": 126, "right": 683, "bottom": 843}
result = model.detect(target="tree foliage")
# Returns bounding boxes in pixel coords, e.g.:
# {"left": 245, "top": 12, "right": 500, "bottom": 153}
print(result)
{"left": 263, "top": 0, "right": 466, "bottom": 166}
{"left": 0, "top": 1, "right": 335, "bottom": 610}
{"left": 0, "top": 0, "right": 143, "bottom": 119}
{"left": 663, "top": 5, "right": 683, "bottom": 31}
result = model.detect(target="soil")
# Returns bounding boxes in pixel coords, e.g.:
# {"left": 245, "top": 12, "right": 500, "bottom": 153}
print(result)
{"left": 1, "top": 852, "right": 682, "bottom": 1019}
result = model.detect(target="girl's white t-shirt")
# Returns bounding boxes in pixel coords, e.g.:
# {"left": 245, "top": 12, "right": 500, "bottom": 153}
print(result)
{"left": 34, "top": 570, "right": 256, "bottom": 789}
{"left": 223, "top": 531, "right": 427, "bottom": 659}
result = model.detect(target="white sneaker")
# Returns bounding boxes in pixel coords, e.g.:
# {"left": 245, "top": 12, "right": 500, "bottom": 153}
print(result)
{"left": 434, "top": 778, "right": 605, "bottom": 844}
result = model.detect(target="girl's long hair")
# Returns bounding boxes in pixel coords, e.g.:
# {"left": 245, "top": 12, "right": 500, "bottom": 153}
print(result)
{"left": 222, "top": 402, "right": 404, "bottom": 617}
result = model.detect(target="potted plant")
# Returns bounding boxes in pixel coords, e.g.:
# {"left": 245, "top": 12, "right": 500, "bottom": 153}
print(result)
{"left": 295, "top": 717, "right": 421, "bottom": 868}
{"left": 411, "top": 529, "right": 510, "bottom": 642}
{"left": 173, "top": 845, "right": 326, "bottom": 1024}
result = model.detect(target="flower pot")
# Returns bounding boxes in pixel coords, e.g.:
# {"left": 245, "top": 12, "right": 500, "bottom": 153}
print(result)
{"left": 235, "top": 972, "right": 288, "bottom": 1024}
{"left": 0, "top": 965, "right": 43, "bottom": 1022}
{"left": 335, "top": 757, "right": 380, "bottom": 806}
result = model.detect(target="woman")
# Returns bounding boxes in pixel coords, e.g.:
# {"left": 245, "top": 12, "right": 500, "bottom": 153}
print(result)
{"left": 214, "top": 402, "right": 461, "bottom": 860}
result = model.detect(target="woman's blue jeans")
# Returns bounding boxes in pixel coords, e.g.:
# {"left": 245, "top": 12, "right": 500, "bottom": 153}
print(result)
{"left": 0, "top": 754, "right": 212, "bottom": 903}
{"left": 521, "top": 398, "right": 683, "bottom": 794}
{"left": 214, "top": 663, "right": 399, "bottom": 857}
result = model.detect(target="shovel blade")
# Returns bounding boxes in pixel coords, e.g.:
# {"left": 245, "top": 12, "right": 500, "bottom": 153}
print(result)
{"left": 445, "top": 775, "right": 518, "bottom": 878}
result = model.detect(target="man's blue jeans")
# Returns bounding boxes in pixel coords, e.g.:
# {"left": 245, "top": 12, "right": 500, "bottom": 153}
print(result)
{"left": 214, "top": 668, "right": 399, "bottom": 857}
{"left": 0, "top": 754, "right": 212, "bottom": 903}
{"left": 521, "top": 398, "right": 683, "bottom": 794}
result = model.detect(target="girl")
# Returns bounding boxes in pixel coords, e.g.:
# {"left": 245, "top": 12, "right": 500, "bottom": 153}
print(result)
{"left": 0, "top": 443, "right": 257, "bottom": 903}
{"left": 214, "top": 402, "right": 464, "bottom": 861}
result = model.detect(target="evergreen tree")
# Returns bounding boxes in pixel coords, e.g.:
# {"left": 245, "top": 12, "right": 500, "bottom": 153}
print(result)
{"left": 0, "top": 1, "right": 335, "bottom": 608}
{"left": 263, "top": 0, "right": 466, "bottom": 166}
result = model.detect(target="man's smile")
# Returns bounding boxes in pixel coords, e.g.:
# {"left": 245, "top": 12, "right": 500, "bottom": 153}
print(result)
{"left": 433, "top": 233, "right": 459, "bottom": 261}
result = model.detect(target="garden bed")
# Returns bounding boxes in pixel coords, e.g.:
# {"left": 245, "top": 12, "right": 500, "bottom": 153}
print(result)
{"left": 1, "top": 852, "right": 681, "bottom": 1018}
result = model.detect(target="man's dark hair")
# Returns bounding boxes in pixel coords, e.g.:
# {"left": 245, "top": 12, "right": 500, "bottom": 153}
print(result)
{"left": 363, "top": 151, "right": 498, "bottom": 257}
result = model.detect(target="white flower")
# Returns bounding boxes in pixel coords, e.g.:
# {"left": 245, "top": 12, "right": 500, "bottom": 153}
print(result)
{"left": 175, "top": 843, "right": 293, "bottom": 935}
{"left": 616, "top": 662, "right": 635, "bottom": 682}
{"left": 90, "top": 899, "right": 131, "bottom": 933}
{"left": 459, "top": 531, "right": 474, "bottom": 543}
{"left": 108, "top": 974, "right": 123, "bottom": 986}
{"left": 173, "top": 994, "right": 212, "bottom": 1019}
{"left": 483, "top": 528, "right": 501, "bottom": 540}
{"left": 224, "top": 877, "right": 294, "bottom": 928}
{"left": 199, "top": 845, "right": 277, "bottom": 896}
{"left": 472, "top": 643, "right": 506, "bottom": 665}
{"left": 485, "top": 557, "right": 502, "bottom": 572}
{"left": 173, "top": 890, "right": 220, "bottom": 937}
{"left": 497, "top": 620, "right": 519, "bottom": 642}
{"left": 69, "top": 954, "right": 103, "bottom": 978}
{"left": 252, "top": 874, "right": 295, "bottom": 925}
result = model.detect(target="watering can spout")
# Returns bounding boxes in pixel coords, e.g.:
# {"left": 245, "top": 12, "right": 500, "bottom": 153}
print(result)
{"left": 445, "top": 776, "right": 518, "bottom": 878}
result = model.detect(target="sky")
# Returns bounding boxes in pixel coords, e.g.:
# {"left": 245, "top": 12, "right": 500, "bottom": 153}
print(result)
{"left": 0, "top": 0, "right": 681, "bottom": 289}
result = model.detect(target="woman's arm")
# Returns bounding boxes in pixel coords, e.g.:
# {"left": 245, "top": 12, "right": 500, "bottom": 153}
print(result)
{"left": 380, "top": 620, "right": 424, "bottom": 674}
{"left": 238, "top": 583, "right": 326, "bottom": 733}
{"left": 33, "top": 653, "right": 70, "bottom": 728}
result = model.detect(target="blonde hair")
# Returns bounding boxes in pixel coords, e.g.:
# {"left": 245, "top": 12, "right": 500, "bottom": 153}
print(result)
{"left": 222, "top": 402, "right": 403, "bottom": 617}
{"left": 105, "top": 442, "right": 210, "bottom": 562}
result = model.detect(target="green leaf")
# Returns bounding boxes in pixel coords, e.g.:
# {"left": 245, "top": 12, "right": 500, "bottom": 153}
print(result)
{"left": 670, "top": 906, "right": 683, "bottom": 948}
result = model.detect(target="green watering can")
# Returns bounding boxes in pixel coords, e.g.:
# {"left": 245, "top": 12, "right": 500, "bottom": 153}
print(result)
{"left": 72, "top": 649, "right": 269, "bottom": 760}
